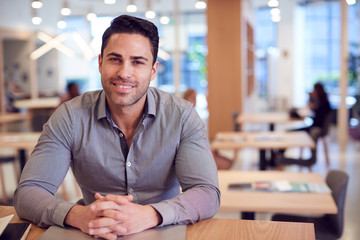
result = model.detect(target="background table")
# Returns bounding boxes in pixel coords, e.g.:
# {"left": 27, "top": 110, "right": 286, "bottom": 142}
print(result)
{"left": 212, "top": 131, "right": 315, "bottom": 170}
{"left": 237, "top": 112, "right": 305, "bottom": 131}
{"left": 0, "top": 206, "right": 315, "bottom": 240}
{"left": 13, "top": 98, "right": 59, "bottom": 131}
{"left": 0, "top": 132, "right": 40, "bottom": 171}
{"left": 0, "top": 113, "right": 30, "bottom": 132}
{"left": 218, "top": 170, "right": 337, "bottom": 219}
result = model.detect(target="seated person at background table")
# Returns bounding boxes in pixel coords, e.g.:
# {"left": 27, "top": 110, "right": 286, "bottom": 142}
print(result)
{"left": 286, "top": 82, "right": 331, "bottom": 135}
{"left": 277, "top": 82, "right": 332, "bottom": 162}
{"left": 14, "top": 15, "right": 220, "bottom": 240}
{"left": 305, "top": 82, "right": 332, "bottom": 133}
{"left": 183, "top": 88, "right": 197, "bottom": 107}
{"left": 59, "top": 82, "right": 80, "bottom": 105}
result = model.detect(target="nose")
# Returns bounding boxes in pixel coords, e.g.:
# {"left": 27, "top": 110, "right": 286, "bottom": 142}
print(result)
{"left": 116, "top": 61, "right": 133, "bottom": 79}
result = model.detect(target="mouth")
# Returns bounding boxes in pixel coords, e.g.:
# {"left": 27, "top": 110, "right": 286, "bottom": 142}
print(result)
{"left": 112, "top": 82, "right": 135, "bottom": 93}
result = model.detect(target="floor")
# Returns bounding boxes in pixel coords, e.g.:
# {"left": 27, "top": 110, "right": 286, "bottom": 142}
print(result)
{"left": 0, "top": 124, "right": 359, "bottom": 239}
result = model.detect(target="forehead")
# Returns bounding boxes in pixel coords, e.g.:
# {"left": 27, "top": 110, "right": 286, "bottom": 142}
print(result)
{"left": 104, "top": 33, "right": 153, "bottom": 57}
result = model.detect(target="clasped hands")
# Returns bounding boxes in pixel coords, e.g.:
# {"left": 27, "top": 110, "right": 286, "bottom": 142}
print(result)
{"left": 65, "top": 192, "right": 162, "bottom": 240}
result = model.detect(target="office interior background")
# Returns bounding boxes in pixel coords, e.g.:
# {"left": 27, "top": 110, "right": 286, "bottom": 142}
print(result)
{"left": 0, "top": 0, "right": 359, "bottom": 239}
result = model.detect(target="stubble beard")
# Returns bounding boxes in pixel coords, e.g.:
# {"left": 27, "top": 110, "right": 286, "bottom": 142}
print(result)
{"left": 105, "top": 77, "right": 149, "bottom": 107}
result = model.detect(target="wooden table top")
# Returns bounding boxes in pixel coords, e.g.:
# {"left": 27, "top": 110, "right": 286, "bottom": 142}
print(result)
{"left": 211, "top": 131, "right": 316, "bottom": 150}
{"left": 13, "top": 97, "right": 60, "bottom": 109}
{"left": 218, "top": 170, "right": 337, "bottom": 214}
{"left": 236, "top": 112, "right": 304, "bottom": 124}
{"left": 1, "top": 206, "right": 315, "bottom": 240}
{"left": 0, "top": 132, "right": 40, "bottom": 150}
{"left": 0, "top": 113, "right": 30, "bottom": 124}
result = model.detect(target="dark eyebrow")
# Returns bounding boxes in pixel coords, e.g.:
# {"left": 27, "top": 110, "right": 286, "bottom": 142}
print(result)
{"left": 106, "top": 52, "right": 122, "bottom": 58}
{"left": 105, "top": 52, "right": 149, "bottom": 62}
{"left": 131, "top": 56, "right": 149, "bottom": 62}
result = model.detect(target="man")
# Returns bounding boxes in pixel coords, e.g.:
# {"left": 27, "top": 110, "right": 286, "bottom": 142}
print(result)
{"left": 14, "top": 15, "right": 220, "bottom": 240}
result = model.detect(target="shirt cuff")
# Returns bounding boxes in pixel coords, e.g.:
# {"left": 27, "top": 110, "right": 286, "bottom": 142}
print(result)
{"left": 52, "top": 201, "right": 76, "bottom": 227}
{"left": 150, "top": 201, "right": 175, "bottom": 226}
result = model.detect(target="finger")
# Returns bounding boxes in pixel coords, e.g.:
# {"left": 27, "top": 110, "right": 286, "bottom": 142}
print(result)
{"left": 102, "top": 209, "right": 128, "bottom": 222}
{"left": 94, "top": 232, "right": 118, "bottom": 240}
{"left": 89, "top": 216, "right": 120, "bottom": 228}
{"left": 88, "top": 226, "right": 113, "bottom": 236}
{"left": 103, "top": 194, "right": 133, "bottom": 204}
{"left": 91, "top": 200, "right": 122, "bottom": 212}
{"left": 95, "top": 192, "right": 105, "bottom": 200}
{"left": 109, "top": 223, "right": 128, "bottom": 236}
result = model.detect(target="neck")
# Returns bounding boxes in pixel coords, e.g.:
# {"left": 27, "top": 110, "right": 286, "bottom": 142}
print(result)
{"left": 107, "top": 97, "right": 146, "bottom": 147}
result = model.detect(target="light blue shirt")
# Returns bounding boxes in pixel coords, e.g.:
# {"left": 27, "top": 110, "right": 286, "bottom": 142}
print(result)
{"left": 14, "top": 87, "right": 220, "bottom": 228}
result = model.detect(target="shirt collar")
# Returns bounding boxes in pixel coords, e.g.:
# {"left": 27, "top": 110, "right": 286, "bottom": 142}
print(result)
{"left": 97, "top": 90, "right": 107, "bottom": 120}
{"left": 97, "top": 88, "right": 157, "bottom": 121}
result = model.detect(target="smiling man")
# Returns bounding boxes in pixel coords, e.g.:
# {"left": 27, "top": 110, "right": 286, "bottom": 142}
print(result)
{"left": 14, "top": 15, "right": 220, "bottom": 240}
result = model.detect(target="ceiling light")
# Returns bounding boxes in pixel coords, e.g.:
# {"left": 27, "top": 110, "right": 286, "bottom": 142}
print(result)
{"left": 195, "top": 1, "right": 207, "bottom": 9}
{"left": 145, "top": 0, "right": 156, "bottom": 19}
{"left": 32, "top": 16, "right": 42, "bottom": 25}
{"left": 30, "top": 32, "right": 75, "bottom": 60}
{"left": 270, "top": 8, "right": 280, "bottom": 16}
{"left": 271, "top": 14, "right": 281, "bottom": 22}
{"left": 61, "top": 1, "right": 71, "bottom": 16}
{"left": 127, "top": 0, "right": 137, "bottom": 12}
{"left": 268, "top": 0, "right": 279, "bottom": 7}
{"left": 160, "top": 16, "right": 170, "bottom": 25}
{"left": 31, "top": 0, "right": 43, "bottom": 9}
{"left": 104, "top": 0, "right": 116, "bottom": 4}
{"left": 346, "top": 0, "right": 356, "bottom": 5}
{"left": 145, "top": 10, "right": 156, "bottom": 19}
{"left": 87, "top": 12, "right": 97, "bottom": 21}
{"left": 72, "top": 32, "right": 97, "bottom": 60}
{"left": 57, "top": 20, "right": 67, "bottom": 29}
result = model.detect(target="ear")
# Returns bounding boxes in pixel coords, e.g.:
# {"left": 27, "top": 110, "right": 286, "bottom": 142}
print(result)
{"left": 150, "top": 61, "right": 159, "bottom": 81}
{"left": 98, "top": 54, "right": 102, "bottom": 73}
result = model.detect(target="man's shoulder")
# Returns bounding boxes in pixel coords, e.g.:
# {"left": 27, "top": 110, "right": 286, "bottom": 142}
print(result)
{"left": 67, "top": 90, "right": 103, "bottom": 108}
{"left": 148, "top": 87, "right": 191, "bottom": 109}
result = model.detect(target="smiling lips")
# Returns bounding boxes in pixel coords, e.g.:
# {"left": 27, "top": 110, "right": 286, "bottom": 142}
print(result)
{"left": 112, "top": 82, "right": 134, "bottom": 93}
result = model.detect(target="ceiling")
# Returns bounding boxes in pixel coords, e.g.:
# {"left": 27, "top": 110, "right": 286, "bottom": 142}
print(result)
{"left": 0, "top": 0, "right": 205, "bottom": 35}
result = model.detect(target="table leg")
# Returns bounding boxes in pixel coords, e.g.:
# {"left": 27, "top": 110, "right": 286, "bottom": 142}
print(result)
{"left": 241, "top": 212, "right": 255, "bottom": 220}
{"left": 259, "top": 150, "right": 267, "bottom": 170}
{"left": 269, "top": 150, "right": 277, "bottom": 167}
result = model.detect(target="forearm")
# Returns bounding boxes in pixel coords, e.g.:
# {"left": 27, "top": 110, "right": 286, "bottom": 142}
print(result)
{"left": 151, "top": 185, "right": 220, "bottom": 226}
{"left": 14, "top": 185, "right": 75, "bottom": 228}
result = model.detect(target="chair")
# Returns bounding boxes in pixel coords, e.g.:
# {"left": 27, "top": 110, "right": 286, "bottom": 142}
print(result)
{"left": 272, "top": 170, "right": 349, "bottom": 240}
{"left": 276, "top": 148, "right": 317, "bottom": 172}
{"left": 212, "top": 149, "right": 233, "bottom": 170}
{"left": 318, "top": 111, "right": 333, "bottom": 167}
{"left": 276, "top": 129, "right": 321, "bottom": 172}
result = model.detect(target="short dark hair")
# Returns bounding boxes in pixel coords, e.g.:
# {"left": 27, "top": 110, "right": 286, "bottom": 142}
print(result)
{"left": 101, "top": 15, "right": 159, "bottom": 65}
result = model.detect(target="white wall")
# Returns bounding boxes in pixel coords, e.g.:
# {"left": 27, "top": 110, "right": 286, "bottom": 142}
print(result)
{"left": 3, "top": 40, "right": 32, "bottom": 94}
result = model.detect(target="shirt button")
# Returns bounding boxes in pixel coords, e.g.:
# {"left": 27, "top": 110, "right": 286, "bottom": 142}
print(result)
{"left": 119, "top": 133, "right": 124, "bottom": 137}
{"left": 127, "top": 162, "right": 131, "bottom": 167}
{"left": 129, "top": 188, "right": 133, "bottom": 194}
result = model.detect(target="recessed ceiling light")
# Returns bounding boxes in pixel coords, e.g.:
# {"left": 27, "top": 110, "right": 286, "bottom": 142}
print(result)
{"left": 31, "top": 0, "right": 43, "bottom": 9}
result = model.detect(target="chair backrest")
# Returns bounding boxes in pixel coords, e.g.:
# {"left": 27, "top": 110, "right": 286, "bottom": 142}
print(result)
{"left": 325, "top": 170, "right": 349, "bottom": 238}
{"left": 320, "top": 110, "right": 333, "bottom": 137}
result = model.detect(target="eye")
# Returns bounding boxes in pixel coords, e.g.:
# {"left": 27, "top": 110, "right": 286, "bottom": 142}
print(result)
{"left": 133, "top": 60, "right": 145, "bottom": 65}
{"left": 109, "top": 57, "right": 121, "bottom": 63}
